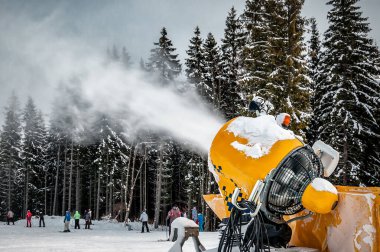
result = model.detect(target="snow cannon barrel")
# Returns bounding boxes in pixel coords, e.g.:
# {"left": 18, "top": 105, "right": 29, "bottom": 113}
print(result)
{"left": 206, "top": 115, "right": 338, "bottom": 219}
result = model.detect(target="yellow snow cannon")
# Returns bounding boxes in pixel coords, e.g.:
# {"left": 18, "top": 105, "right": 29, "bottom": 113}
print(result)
{"left": 204, "top": 115, "right": 339, "bottom": 222}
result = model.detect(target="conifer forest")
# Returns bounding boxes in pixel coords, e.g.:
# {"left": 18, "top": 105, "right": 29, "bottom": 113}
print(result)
{"left": 0, "top": 0, "right": 379, "bottom": 232}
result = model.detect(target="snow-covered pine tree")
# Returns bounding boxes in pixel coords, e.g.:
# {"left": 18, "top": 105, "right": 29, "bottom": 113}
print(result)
{"left": 306, "top": 17, "right": 322, "bottom": 143}
{"left": 147, "top": 27, "right": 182, "bottom": 85}
{"left": 266, "top": 0, "right": 310, "bottom": 134}
{"left": 202, "top": 33, "right": 222, "bottom": 107}
{"left": 46, "top": 114, "right": 65, "bottom": 215}
{"left": 36, "top": 110, "right": 48, "bottom": 214}
{"left": 185, "top": 26, "right": 205, "bottom": 91}
{"left": 316, "top": 0, "right": 380, "bottom": 186}
{"left": 239, "top": 0, "right": 271, "bottom": 111}
{"left": 240, "top": 0, "right": 310, "bottom": 135}
{"left": 22, "top": 97, "right": 47, "bottom": 213}
{"left": 0, "top": 93, "right": 23, "bottom": 215}
{"left": 284, "top": 0, "right": 310, "bottom": 134}
{"left": 93, "top": 114, "right": 129, "bottom": 218}
{"left": 220, "top": 7, "right": 244, "bottom": 120}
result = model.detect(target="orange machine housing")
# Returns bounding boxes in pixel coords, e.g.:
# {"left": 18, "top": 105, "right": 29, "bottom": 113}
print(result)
{"left": 205, "top": 116, "right": 380, "bottom": 251}
{"left": 206, "top": 117, "right": 303, "bottom": 218}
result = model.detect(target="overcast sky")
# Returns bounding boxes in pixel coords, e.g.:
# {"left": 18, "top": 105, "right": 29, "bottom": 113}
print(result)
{"left": 0, "top": 0, "right": 379, "bottom": 125}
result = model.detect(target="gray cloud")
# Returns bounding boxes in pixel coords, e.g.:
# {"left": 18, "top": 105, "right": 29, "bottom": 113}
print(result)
{"left": 0, "top": 0, "right": 379, "bottom": 125}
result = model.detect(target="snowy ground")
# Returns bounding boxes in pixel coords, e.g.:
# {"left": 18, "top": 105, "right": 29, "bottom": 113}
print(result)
{"left": 0, "top": 216, "right": 220, "bottom": 252}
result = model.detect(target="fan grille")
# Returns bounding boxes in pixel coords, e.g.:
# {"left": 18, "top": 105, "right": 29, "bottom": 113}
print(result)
{"left": 266, "top": 146, "right": 322, "bottom": 215}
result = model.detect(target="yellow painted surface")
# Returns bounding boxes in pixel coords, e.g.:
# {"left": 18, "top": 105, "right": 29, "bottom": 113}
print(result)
{"left": 301, "top": 183, "right": 338, "bottom": 214}
{"left": 208, "top": 117, "right": 303, "bottom": 218}
{"left": 203, "top": 194, "right": 228, "bottom": 221}
{"left": 287, "top": 186, "right": 380, "bottom": 252}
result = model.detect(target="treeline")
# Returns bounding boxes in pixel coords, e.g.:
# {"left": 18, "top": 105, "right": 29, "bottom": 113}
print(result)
{"left": 0, "top": 0, "right": 379, "bottom": 229}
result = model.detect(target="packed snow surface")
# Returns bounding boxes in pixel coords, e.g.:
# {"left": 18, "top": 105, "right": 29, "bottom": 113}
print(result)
{"left": 0, "top": 216, "right": 219, "bottom": 252}
{"left": 227, "top": 115, "right": 295, "bottom": 159}
{"left": 310, "top": 178, "right": 338, "bottom": 194}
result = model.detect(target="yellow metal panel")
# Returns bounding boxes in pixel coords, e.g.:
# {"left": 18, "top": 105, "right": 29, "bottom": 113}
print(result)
{"left": 286, "top": 186, "right": 380, "bottom": 252}
{"left": 203, "top": 194, "right": 229, "bottom": 220}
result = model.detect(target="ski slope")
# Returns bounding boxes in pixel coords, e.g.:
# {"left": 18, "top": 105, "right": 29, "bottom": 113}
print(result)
{"left": 0, "top": 216, "right": 220, "bottom": 252}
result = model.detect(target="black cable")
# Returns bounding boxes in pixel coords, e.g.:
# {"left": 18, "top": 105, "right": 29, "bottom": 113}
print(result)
{"left": 218, "top": 200, "right": 271, "bottom": 252}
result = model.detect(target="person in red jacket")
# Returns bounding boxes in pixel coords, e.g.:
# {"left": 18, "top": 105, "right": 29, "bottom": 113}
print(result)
{"left": 166, "top": 205, "right": 181, "bottom": 237}
{"left": 26, "top": 210, "right": 32, "bottom": 227}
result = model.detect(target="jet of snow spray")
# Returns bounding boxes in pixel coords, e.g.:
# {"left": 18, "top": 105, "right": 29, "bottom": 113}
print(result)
{"left": 76, "top": 65, "right": 224, "bottom": 153}
{"left": 0, "top": 10, "right": 224, "bottom": 153}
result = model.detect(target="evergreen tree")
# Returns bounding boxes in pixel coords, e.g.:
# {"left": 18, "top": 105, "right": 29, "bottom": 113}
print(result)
{"left": 220, "top": 7, "right": 244, "bottom": 119}
{"left": 0, "top": 93, "right": 23, "bottom": 215}
{"left": 239, "top": 0, "right": 271, "bottom": 111}
{"left": 240, "top": 0, "right": 310, "bottom": 134}
{"left": 93, "top": 114, "right": 129, "bottom": 217}
{"left": 185, "top": 26, "right": 205, "bottom": 89}
{"left": 267, "top": 0, "right": 310, "bottom": 133}
{"left": 147, "top": 27, "right": 182, "bottom": 84}
{"left": 22, "top": 97, "right": 48, "bottom": 212}
{"left": 316, "top": 0, "right": 380, "bottom": 186}
{"left": 307, "top": 17, "right": 322, "bottom": 143}
{"left": 202, "top": 32, "right": 221, "bottom": 107}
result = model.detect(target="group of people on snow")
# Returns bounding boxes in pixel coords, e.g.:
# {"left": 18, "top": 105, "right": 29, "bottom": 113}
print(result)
{"left": 136, "top": 205, "right": 205, "bottom": 237}
{"left": 7, "top": 205, "right": 206, "bottom": 234}
{"left": 63, "top": 208, "right": 92, "bottom": 232}
{"left": 5, "top": 208, "right": 93, "bottom": 231}
{"left": 166, "top": 205, "right": 204, "bottom": 236}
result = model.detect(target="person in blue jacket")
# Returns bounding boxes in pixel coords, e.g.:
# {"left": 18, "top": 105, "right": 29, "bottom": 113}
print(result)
{"left": 197, "top": 213, "right": 204, "bottom": 232}
{"left": 63, "top": 209, "right": 71, "bottom": 232}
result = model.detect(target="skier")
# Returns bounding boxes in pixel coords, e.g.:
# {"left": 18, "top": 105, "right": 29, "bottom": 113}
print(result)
{"left": 139, "top": 210, "right": 149, "bottom": 233}
{"left": 191, "top": 207, "right": 198, "bottom": 223}
{"left": 167, "top": 205, "right": 181, "bottom": 236}
{"left": 74, "top": 210, "right": 81, "bottom": 229}
{"left": 63, "top": 209, "right": 71, "bottom": 232}
{"left": 26, "top": 210, "right": 32, "bottom": 227}
{"left": 84, "top": 210, "right": 91, "bottom": 229}
{"left": 7, "top": 209, "right": 14, "bottom": 225}
{"left": 197, "top": 213, "right": 204, "bottom": 232}
{"left": 39, "top": 210, "right": 45, "bottom": 227}
{"left": 88, "top": 209, "right": 92, "bottom": 225}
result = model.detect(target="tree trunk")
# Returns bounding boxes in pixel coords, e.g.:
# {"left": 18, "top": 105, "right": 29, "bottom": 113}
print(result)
{"left": 75, "top": 158, "right": 80, "bottom": 212}
{"left": 105, "top": 152, "right": 109, "bottom": 216}
{"left": 62, "top": 142, "right": 67, "bottom": 215}
{"left": 53, "top": 144, "right": 60, "bottom": 215}
{"left": 124, "top": 143, "right": 134, "bottom": 223}
{"left": 7, "top": 164, "right": 11, "bottom": 211}
{"left": 96, "top": 171, "right": 101, "bottom": 220}
{"left": 154, "top": 142, "right": 163, "bottom": 229}
{"left": 144, "top": 146, "right": 147, "bottom": 210}
{"left": 187, "top": 156, "right": 193, "bottom": 218}
{"left": 200, "top": 158, "right": 205, "bottom": 216}
{"left": 25, "top": 165, "right": 29, "bottom": 214}
{"left": 68, "top": 140, "right": 73, "bottom": 211}
{"left": 125, "top": 144, "right": 138, "bottom": 222}
{"left": 89, "top": 177, "right": 92, "bottom": 213}
{"left": 205, "top": 165, "right": 211, "bottom": 231}
{"left": 140, "top": 154, "right": 143, "bottom": 213}
{"left": 109, "top": 164, "right": 113, "bottom": 218}
{"left": 44, "top": 171, "right": 47, "bottom": 215}
{"left": 343, "top": 128, "right": 348, "bottom": 185}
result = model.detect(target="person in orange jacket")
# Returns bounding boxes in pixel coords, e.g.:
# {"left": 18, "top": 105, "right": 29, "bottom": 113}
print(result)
{"left": 26, "top": 210, "right": 32, "bottom": 227}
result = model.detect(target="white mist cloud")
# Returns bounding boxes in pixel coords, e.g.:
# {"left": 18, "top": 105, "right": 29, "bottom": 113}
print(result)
{"left": 0, "top": 7, "right": 224, "bottom": 153}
